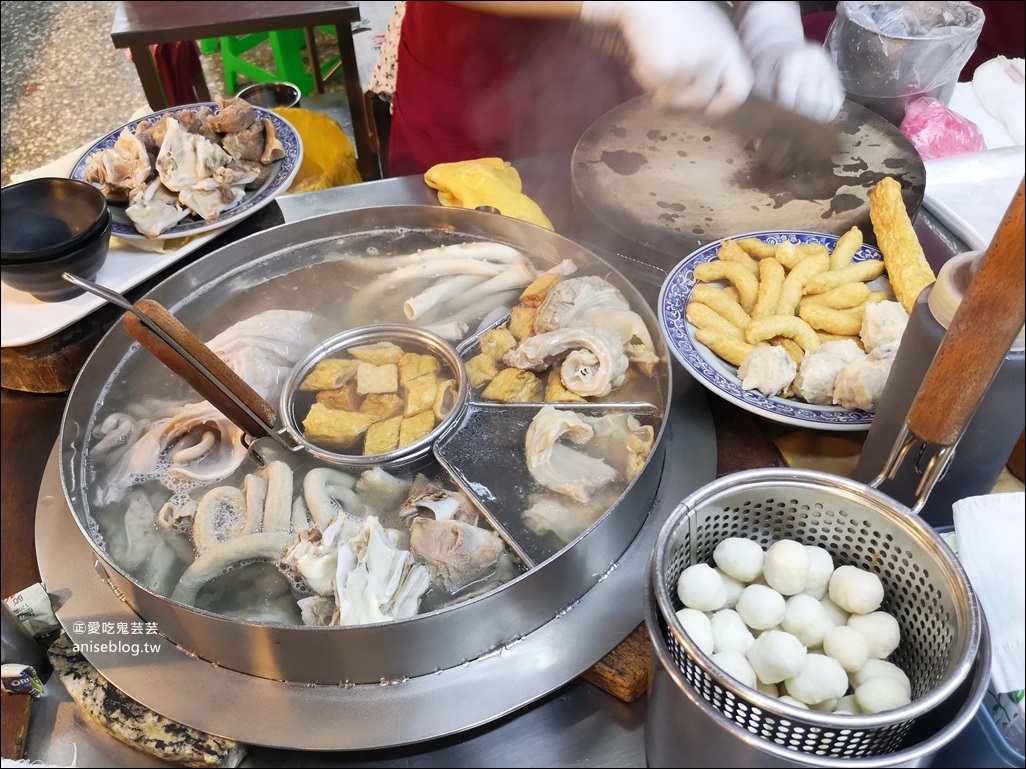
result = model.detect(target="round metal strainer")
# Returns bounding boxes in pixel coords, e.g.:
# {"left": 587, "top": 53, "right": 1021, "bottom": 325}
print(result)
{"left": 650, "top": 467, "right": 982, "bottom": 759}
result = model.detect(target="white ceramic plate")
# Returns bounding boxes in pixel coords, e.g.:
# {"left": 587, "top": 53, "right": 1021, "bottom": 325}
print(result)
{"left": 1, "top": 228, "right": 226, "bottom": 347}
{"left": 659, "top": 230, "right": 885, "bottom": 431}
{"left": 69, "top": 103, "right": 302, "bottom": 240}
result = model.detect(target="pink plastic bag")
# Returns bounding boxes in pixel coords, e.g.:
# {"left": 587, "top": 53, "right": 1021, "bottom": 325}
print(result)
{"left": 900, "top": 97, "right": 986, "bottom": 161}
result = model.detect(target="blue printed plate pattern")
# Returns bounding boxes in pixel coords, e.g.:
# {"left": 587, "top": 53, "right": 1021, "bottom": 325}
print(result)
{"left": 70, "top": 103, "right": 303, "bottom": 240}
{"left": 658, "top": 230, "right": 886, "bottom": 431}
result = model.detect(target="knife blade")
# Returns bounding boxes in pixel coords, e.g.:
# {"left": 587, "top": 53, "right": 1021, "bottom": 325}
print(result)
{"left": 712, "top": 93, "right": 842, "bottom": 182}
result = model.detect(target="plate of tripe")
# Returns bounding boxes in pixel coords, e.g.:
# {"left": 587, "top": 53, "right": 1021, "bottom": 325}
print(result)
{"left": 70, "top": 98, "right": 302, "bottom": 240}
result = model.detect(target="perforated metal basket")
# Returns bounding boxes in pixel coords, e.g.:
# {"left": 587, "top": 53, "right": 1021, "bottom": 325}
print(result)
{"left": 649, "top": 467, "right": 982, "bottom": 759}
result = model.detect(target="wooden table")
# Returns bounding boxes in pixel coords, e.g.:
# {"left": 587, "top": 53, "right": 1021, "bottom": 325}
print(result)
{"left": 110, "top": 1, "right": 379, "bottom": 180}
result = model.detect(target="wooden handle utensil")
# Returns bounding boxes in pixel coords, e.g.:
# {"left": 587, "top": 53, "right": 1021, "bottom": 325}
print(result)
{"left": 122, "top": 299, "right": 277, "bottom": 437}
{"left": 906, "top": 180, "right": 1025, "bottom": 447}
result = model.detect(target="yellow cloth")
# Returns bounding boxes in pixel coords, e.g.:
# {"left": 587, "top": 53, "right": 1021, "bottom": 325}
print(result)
{"left": 273, "top": 107, "right": 362, "bottom": 193}
{"left": 423, "top": 157, "right": 554, "bottom": 230}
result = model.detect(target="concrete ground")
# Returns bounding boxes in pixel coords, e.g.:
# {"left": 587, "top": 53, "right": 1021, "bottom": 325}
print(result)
{"left": 0, "top": 1, "right": 386, "bottom": 186}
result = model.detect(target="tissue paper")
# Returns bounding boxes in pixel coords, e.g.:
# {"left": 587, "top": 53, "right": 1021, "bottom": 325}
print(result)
{"left": 952, "top": 491, "right": 1025, "bottom": 694}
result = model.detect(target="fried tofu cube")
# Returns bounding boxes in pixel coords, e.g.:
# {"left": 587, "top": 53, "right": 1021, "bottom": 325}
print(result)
{"left": 479, "top": 325, "right": 518, "bottom": 361}
{"left": 359, "top": 393, "right": 404, "bottom": 421}
{"left": 509, "top": 305, "right": 537, "bottom": 341}
{"left": 363, "top": 415, "right": 402, "bottom": 455}
{"left": 465, "top": 353, "right": 500, "bottom": 388}
{"left": 544, "top": 369, "right": 586, "bottom": 402}
{"left": 519, "top": 273, "right": 561, "bottom": 308}
{"left": 315, "top": 382, "right": 361, "bottom": 411}
{"left": 398, "top": 410, "right": 436, "bottom": 448}
{"left": 398, "top": 352, "right": 441, "bottom": 385}
{"left": 356, "top": 362, "right": 398, "bottom": 395}
{"left": 482, "top": 367, "right": 542, "bottom": 402}
{"left": 348, "top": 342, "right": 405, "bottom": 366}
{"left": 302, "top": 404, "right": 375, "bottom": 450}
{"left": 403, "top": 372, "right": 438, "bottom": 416}
{"left": 298, "top": 358, "right": 359, "bottom": 391}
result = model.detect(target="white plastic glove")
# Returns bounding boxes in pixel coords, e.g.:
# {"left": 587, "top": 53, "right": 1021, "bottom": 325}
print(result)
{"left": 580, "top": 1, "right": 753, "bottom": 116}
{"left": 733, "top": 1, "right": 845, "bottom": 122}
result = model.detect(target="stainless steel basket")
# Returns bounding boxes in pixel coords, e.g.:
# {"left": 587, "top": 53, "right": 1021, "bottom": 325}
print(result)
{"left": 650, "top": 467, "right": 982, "bottom": 759}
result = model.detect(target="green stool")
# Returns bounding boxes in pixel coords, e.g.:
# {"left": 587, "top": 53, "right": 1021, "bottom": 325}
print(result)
{"left": 200, "top": 28, "right": 340, "bottom": 97}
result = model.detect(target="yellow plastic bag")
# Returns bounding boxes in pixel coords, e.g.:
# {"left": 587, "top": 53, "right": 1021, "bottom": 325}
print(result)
{"left": 273, "top": 107, "right": 362, "bottom": 192}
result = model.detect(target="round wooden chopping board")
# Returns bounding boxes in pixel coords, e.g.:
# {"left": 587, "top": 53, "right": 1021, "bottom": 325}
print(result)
{"left": 570, "top": 96, "right": 925, "bottom": 269}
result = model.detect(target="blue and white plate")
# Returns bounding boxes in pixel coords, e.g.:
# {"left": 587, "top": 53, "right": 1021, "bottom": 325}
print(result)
{"left": 70, "top": 103, "right": 302, "bottom": 240}
{"left": 658, "top": 230, "right": 886, "bottom": 431}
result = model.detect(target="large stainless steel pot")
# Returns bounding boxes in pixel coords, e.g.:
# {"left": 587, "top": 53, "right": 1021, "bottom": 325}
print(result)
{"left": 58, "top": 205, "right": 673, "bottom": 685}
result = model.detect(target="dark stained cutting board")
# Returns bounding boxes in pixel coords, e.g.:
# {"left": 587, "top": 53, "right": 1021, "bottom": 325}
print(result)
{"left": 570, "top": 96, "right": 925, "bottom": 272}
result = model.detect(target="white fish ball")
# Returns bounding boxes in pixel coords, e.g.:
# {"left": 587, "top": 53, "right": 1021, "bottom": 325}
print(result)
{"left": 847, "top": 611, "right": 901, "bottom": 659}
{"left": 677, "top": 563, "right": 728, "bottom": 612}
{"left": 712, "top": 650, "right": 758, "bottom": 689}
{"left": 834, "top": 693, "right": 862, "bottom": 715}
{"left": 820, "top": 595, "right": 850, "bottom": 627}
{"left": 823, "top": 625, "right": 870, "bottom": 672}
{"left": 713, "top": 537, "right": 765, "bottom": 582}
{"left": 736, "top": 584, "right": 786, "bottom": 630}
{"left": 778, "top": 695, "right": 810, "bottom": 709}
{"left": 716, "top": 568, "right": 746, "bottom": 609}
{"left": 763, "top": 539, "right": 810, "bottom": 596}
{"left": 676, "top": 607, "right": 714, "bottom": 656}
{"left": 811, "top": 697, "right": 839, "bottom": 713}
{"left": 782, "top": 593, "right": 834, "bottom": 647}
{"left": 803, "top": 545, "right": 835, "bottom": 599}
{"left": 711, "top": 609, "right": 755, "bottom": 655}
{"left": 756, "top": 679, "right": 779, "bottom": 698}
{"left": 785, "top": 653, "right": 849, "bottom": 705}
{"left": 855, "top": 676, "right": 912, "bottom": 714}
{"left": 828, "top": 565, "right": 884, "bottom": 614}
{"left": 746, "top": 630, "right": 806, "bottom": 684}
{"left": 850, "top": 659, "right": 911, "bottom": 697}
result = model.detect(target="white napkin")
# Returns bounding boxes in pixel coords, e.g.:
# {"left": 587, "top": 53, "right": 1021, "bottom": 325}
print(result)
{"left": 952, "top": 491, "right": 1026, "bottom": 694}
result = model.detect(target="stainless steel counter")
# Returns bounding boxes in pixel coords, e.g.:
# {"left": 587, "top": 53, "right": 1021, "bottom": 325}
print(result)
{"left": 20, "top": 160, "right": 1006, "bottom": 768}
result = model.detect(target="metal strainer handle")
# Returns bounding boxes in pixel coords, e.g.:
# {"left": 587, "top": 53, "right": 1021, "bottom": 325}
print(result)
{"left": 62, "top": 273, "right": 283, "bottom": 443}
{"left": 876, "top": 180, "right": 1025, "bottom": 511}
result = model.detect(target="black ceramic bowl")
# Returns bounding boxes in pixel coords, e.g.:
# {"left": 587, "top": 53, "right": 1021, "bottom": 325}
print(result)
{"left": 236, "top": 81, "right": 302, "bottom": 109}
{"left": 1, "top": 178, "right": 110, "bottom": 261}
{"left": 0, "top": 212, "right": 111, "bottom": 301}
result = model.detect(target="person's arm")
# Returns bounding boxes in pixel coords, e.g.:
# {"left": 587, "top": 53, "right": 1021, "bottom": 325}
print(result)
{"left": 449, "top": 1, "right": 754, "bottom": 115}
{"left": 732, "top": 1, "right": 844, "bottom": 121}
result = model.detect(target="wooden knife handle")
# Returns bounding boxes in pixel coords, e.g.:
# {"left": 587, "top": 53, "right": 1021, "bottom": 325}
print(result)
{"left": 123, "top": 299, "right": 278, "bottom": 438}
{"left": 906, "top": 180, "right": 1025, "bottom": 448}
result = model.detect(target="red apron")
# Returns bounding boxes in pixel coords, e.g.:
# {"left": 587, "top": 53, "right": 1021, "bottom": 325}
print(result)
{"left": 388, "top": 1, "right": 642, "bottom": 177}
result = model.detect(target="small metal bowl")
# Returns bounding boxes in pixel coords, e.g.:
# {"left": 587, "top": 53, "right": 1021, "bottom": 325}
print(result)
{"left": 236, "top": 81, "right": 302, "bottom": 110}
{"left": 280, "top": 325, "right": 468, "bottom": 470}
{"left": 1, "top": 178, "right": 109, "bottom": 260}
